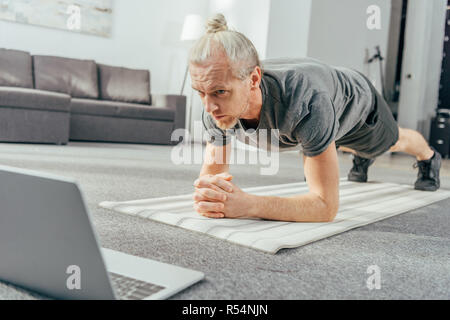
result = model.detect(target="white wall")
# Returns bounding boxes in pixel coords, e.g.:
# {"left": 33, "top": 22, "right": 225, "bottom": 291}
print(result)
{"left": 265, "top": 0, "right": 312, "bottom": 59}
{"left": 307, "top": 0, "right": 391, "bottom": 92}
{"left": 0, "top": 0, "right": 210, "bottom": 95}
{"left": 208, "top": 0, "right": 271, "bottom": 59}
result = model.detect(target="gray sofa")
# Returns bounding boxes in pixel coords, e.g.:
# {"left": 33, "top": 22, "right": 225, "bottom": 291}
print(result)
{"left": 0, "top": 49, "right": 71, "bottom": 144}
{"left": 0, "top": 48, "right": 186, "bottom": 145}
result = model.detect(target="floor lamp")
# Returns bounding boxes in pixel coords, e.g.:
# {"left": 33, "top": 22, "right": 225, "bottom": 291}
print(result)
{"left": 180, "top": 14, "right": 204, "bottom": 135}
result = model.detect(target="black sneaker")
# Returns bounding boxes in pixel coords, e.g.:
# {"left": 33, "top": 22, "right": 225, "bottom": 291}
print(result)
{"left": 348, "top": 155, "right": 375, "bottom": 183}
{"left": 413, "top": 147, "right": 441, "bottom": 191}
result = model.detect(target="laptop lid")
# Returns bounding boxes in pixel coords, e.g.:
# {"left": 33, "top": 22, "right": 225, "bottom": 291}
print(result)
{"left": 0, "top": 165, "right": 115, "bottom": 299}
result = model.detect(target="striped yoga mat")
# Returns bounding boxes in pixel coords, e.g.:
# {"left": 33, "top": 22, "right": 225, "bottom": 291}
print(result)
{"left": 99, "top": 179, "right": 450, "bottom": 254}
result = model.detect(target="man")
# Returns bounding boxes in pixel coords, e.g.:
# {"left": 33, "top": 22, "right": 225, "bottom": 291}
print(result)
{"left": 190, "top": 14, "right": 441, "bottom": 222}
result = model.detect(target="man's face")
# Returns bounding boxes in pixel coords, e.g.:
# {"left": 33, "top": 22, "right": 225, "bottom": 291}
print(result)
{"left": 190, "top": 54, "right": 251, "bottom": 130}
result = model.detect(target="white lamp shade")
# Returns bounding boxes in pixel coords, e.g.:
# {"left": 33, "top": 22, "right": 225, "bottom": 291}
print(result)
{"left": 180, "top": 14, "right": 204, "bottom": 41}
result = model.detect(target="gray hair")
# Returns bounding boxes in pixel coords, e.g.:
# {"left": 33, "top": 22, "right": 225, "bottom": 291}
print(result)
{"left": 188, "top": 13, "right": 261, "bottom": 80}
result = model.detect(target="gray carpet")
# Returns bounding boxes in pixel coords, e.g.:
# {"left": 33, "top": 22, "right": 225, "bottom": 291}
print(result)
{"left": 0, "top": 142, "right": 449, "bottom": 300}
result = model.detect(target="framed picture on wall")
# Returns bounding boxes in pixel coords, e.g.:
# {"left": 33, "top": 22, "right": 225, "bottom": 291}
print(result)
{"left": 0, "top": 0, "right": 113, "bottom": 37}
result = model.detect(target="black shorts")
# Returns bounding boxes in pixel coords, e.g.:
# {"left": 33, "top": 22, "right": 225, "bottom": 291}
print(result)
{"left": 335, "top": 73, "right": 399, "bottom": 159}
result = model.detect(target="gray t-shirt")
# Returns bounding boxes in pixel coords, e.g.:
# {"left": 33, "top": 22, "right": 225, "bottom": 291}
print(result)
{"left": 202, "top": 57, "right": 375, "bottom": 157}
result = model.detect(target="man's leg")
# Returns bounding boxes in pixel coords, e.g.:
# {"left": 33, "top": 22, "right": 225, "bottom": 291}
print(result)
{"left": 388, "top": 127, "right": 433, "bottom": 160}
{"left": 389, "top": 126, "right": 441, "bottom": 191}
{"left": 338, "top": 146, "right": 358, "bottom": 155}
{"left": 342, "top": 126, "right": 441, "bottom": 190}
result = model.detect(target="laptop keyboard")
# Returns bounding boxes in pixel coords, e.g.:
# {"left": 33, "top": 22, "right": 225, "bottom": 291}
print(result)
{"left": 109, "top": 272, "right": 165, "bottom": 300}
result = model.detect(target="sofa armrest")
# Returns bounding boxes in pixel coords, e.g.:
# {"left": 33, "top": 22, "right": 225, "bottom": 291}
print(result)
{"left": 152, "top": 94, "right": 186, "bottom": 132}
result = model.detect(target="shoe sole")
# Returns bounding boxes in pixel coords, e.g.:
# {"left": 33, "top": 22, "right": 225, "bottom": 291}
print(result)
{"left": 348, "top": 173, "right": 368, "bottom": 183}
{"left": 414, "top": 184, "right": 440, "bottom": 192}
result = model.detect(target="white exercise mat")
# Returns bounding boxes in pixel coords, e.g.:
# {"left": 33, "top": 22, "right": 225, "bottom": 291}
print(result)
{"left": 99, "top": 179, "right": 450, "bottom": 254}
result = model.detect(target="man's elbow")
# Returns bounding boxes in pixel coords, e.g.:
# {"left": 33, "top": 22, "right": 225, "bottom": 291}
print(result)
{"left": 323, "top": 206, "right": 338, "bottom": 222}
{"left": 321, "top": 200, "right": 339, "bottom": 222}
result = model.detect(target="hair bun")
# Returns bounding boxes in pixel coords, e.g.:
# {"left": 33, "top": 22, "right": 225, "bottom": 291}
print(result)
{"left": 206, "top": 13, "right": 228, "bottom": 33}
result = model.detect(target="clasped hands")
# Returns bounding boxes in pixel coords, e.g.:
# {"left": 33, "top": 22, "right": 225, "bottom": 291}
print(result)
{"left": 192, "top": 172, "right": 253, "bottom": 219}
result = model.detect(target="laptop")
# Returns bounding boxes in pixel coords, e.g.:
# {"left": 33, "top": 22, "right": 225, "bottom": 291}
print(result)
{"left": 0, "top": 165, "right": 204, "bottom": 300}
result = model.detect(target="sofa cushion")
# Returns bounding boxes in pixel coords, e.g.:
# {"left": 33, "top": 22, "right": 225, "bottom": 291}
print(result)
{"left": 33, "top": 55, "right": 99, "bottom": 99}
{"left": 0, "top": 49, "right": 33, "bottom": 88}
{"left": 98, "top": 64, "right": 151, "bottom": 104}
{"left": 0, "top": 86, "right": 71, "bottom": 112}
{"left": 70, "top": 99, "right": 174, "bottom": 121}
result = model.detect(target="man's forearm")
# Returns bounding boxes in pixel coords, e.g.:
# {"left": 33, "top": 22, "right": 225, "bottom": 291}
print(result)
{"left": 199, "top": 163, "right": 229, "bottom": 177}
{"left": 200, "top": 143, "right": 230, "bottom": 177}
{"left": 247, "top": 193, "right": 338, "bottom": 222}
